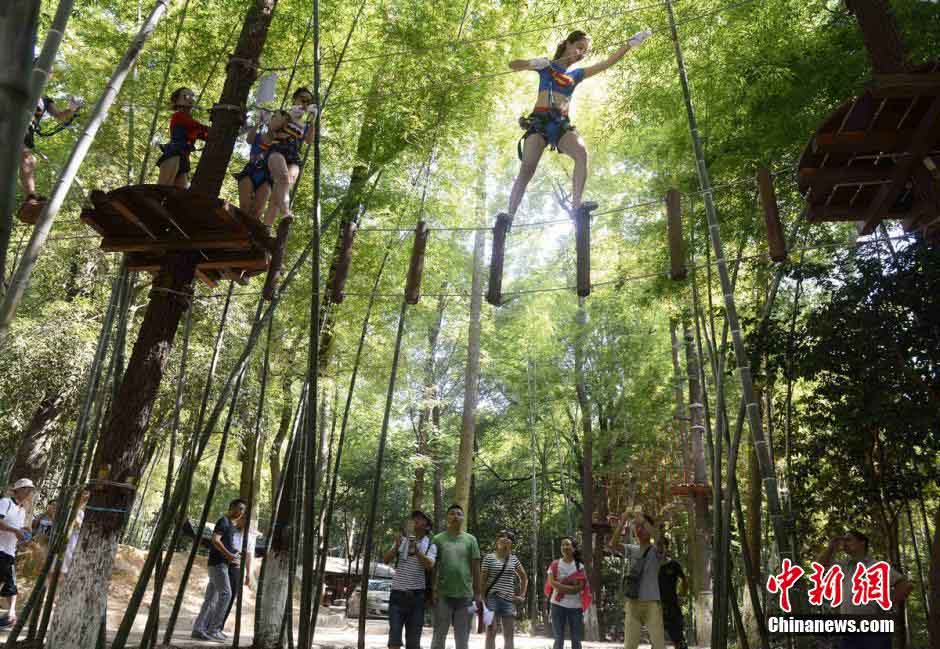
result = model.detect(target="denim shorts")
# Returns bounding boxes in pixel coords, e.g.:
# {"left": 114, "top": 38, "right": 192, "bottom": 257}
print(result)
{"left": 486, "top": 595, "right": 515, "bottom": 618}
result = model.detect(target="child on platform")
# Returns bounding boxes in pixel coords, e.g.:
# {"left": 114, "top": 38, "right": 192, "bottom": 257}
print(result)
{"left": 156, "top": 87, "right": 209, "bottom": 188}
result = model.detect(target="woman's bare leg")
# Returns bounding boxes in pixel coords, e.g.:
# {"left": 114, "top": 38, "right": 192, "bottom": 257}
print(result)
{"left": 238, "top": 177, "right": 254, "bottom": 212}
{"left": 254, "top": 183, "right": 272, "bottom": 220}
{"left": 507, "top": 134, "right": 547, "bottom": 218}
{"left": 20, "top": 149, "right": 37, "bottom": 196}
{"left": 174, "top": 173, "right": 189, "bottom": 190}
{"left": 264, "top": 154, "right": 299, "bottom": 226}
{"left": 558, "top": 131, "right": 589, "bottom": 210}
{"left": 502, "top": 616, "right": 515, "bottom": 649}
{"left": 485, "top": 618, "right": 498, "bottom": 649}
{"left": 157, "top": 157, "right": 180, "bottom": 186}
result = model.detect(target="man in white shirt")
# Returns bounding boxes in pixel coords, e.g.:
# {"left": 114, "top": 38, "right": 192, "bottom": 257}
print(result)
{"left": 383, "top": 510, "right": 437, "bottom": 649}
{"left": 817, "top": 529, "right": 913, "bottom": 649}
{"left": 0, "top": 478, "right": 36, "bottom": 629}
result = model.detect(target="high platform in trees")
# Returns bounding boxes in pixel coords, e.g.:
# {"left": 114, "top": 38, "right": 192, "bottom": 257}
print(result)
{"left": 81, "top": 184, "right": 274, "bottom": 287}
{"left": 798, "top": 62, "right": 940, "bottom": 243}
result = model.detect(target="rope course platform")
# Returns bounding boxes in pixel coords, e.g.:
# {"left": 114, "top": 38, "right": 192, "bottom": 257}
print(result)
{"left": 80, "top": 184, "right": 275, "bottom": 287}
{"left": 670, "top": 482, "right": 710, "bottom": 497}
{"left": 798, "top": 62, "right": 940, "bottom": 242}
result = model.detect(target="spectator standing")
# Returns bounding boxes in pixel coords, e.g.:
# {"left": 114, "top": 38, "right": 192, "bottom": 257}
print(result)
{"left": 383, "top": 510, "right": 437, "bottom": 649}
{"left": 0, "top": 478, "right": 36, "bottom": 629}
{"left": 430, "top": 504, "right": 481, "bottom": 649}
{"left": 481, "top": 529, "right": 528, "bottom": 649}
{"left": 657, "top": 538, "right": 688, "bottom": 649}
{"left": 608, "top": 510, "right": 666, "bottom": 649}
{"left": 191, "top": 499, "right": 247, "bottom": 642}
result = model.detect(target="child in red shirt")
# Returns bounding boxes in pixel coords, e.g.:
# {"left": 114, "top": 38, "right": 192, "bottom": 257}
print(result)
{"left": 157, "top": 87, "right": 209, "bottom": 188}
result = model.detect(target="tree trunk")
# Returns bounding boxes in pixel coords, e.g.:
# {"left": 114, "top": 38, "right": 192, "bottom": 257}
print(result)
{"left": 47, "top": 4, "right": 279, "bottom": 648}
{"left": 432, "top": 402, "right": 445, "bottom": 531}
{"left": 683, "top": 320, "right": 712, "bottom": 645}
{"left": 413, "top": 292, "right": 446, "bottom": 511}
{"left": 270, "top": 397, "right": 293, "bottom": 514}
{"left": 10, "top": 394, "right": 65, "bottom": 486}
{"left": 844, "top": 0, "right": 909, "bottom": 74}
{"left": 573, "top": 302, "right": 599, "bottom": 641}
{"left": 453, "top": 231, "right": 483, "bottom": 515}
{"left": 928, "top": 505, "right": 939, "bottom": 649}
{"left": 0, "top": 1, "right": 40, "bottom": 288}
{"left": 256, "top": 433, "right": 299, "bottom": 649}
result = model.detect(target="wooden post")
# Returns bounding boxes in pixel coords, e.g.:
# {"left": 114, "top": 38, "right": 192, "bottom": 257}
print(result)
{"left": 330, "top": 220, "right": 358, "bottom": 303}
{"left": 487, "top": 213, "right": 510, "bottom": 306}
{"left": 575, "top": 208, "right": 591, "bottom": 297}
{"left": 757, "top": 168, "right": 787, "bottom": 262}
{"left": 404, "top": 221, "right": 429, "bottom": 305}
{"left": 667, "top": 189, "right": 687, "bottom": 280}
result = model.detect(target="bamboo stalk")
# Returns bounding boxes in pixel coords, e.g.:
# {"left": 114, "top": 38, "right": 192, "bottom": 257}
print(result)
{"left": 298, "top": 0, "right": 323, "bottom": 641}
{"left": 666, "top": 0, "right": 791, "bottom": 571}
{"left": 357, "top": 299, "right": 410, "bottom": 649}
{"left": 0, "top": 0, "right": 173, "bottom": 340}
{"left": 110, "top": 284, "right": 236, "bottom": 649}
{"left": 309, "top": 244, "right": 394, "bottom": 633}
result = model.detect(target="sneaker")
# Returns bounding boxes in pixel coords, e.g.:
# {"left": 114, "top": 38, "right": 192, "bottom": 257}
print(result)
{"left": 214, "top": 630, "right": 229, "bottom": 640}
{"left": 191, "top": 629, "right": 212, "bottom": 640}
{"left": 0, "top": 615, "right": 15, "bottom": 630}
{"left": 209, "top": 630, "right": 228, "bottom": 642}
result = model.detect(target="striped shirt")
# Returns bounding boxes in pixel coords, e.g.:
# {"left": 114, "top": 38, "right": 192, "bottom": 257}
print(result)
{"left": 390, "top": 536, "right": 437, "bottom": 591}
{"left": 483, "top": 553, "right": 520, "bottom": 601}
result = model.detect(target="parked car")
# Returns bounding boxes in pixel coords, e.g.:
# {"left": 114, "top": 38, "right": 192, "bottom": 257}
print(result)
{"left": 346, "top": 579, "right": 393, "bottom": 618}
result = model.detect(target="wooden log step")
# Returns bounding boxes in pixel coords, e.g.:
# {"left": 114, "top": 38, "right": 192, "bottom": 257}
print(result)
{"left": 262, "top": 216, "right": 293, "bottom": 300}
{"left": 666, "top": 189, "right": 686, "bottom": 280}
{"left": 575, "top": 205, "right": 591, "bottom": 297}
{"left": 330, "top": 220, "right": 358, "bottom": 304}
{"left": 758, "top": 167, "right": 787, "bottom": 262}
{"left": 404, "top": 221, "right": 429, "bottom": 305}
{"left": 486, "top": 213, "right": 511, "bottom": 306}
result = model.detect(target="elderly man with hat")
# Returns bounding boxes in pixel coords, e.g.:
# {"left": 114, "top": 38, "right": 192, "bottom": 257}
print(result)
{"left": 383, "top": 510, "right": 437, "bottom": 649}
{"left": 0, "top": 478, "right": 36, "bottom": 629}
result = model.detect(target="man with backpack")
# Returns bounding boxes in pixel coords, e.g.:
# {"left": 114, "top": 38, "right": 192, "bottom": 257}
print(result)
{"left": 608, "top": 510, "right": 666, "bottom": 649}
{"left": 383, "top": 510, "right": 437, "bottom": 649}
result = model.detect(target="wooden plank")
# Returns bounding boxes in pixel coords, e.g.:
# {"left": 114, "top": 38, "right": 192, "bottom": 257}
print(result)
{"left": 872, "top": 72, "right": 940, "bottom": 98}
{"left": 99, "top": 237, "right": 252, "bottom": 253}
{"left": 110, "top": 199, "right": 159, "bottom": 240}
{"left": 811, "top": 129, "right": 915, "bottom": 155}
{"left": 862, "top": 95, "right": 940, "bottom": 234}
{"left": 195, "top": 270, "right": 219, "bottom": 288}
{"left": 135, "top": 193, "right": 191, "bottom": 240}
{"left": 808, "top": 203, "right": 917, "bottom": 223}
{"left": 799, "top": 165, "right": 894, "bottom": 186}
{"left": 197, "top": 257, "right": 268, "bottom": 271}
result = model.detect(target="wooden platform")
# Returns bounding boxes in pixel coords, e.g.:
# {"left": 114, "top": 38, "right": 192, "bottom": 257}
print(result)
{"left": 670, "top": 483, "right": 710, "bottom": 497}
{"left": 798, "top": 62, "right": 940, "bottom": 242}
{"left": 81, "top": 184, "right": 274, "bottom": 287}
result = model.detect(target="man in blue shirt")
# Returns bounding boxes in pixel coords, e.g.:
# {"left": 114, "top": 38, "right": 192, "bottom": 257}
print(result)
{"left": 192, "top": 499, "right": 247, "bottom": 642}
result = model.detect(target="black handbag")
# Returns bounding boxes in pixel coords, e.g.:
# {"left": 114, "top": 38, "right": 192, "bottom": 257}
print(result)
{"left": 623, "top": 546, "right": 651, "bottom": 599}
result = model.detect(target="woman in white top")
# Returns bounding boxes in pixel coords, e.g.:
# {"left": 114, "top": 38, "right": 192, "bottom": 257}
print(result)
{"left": 546, "top": 537, "right": 586, "bottom": 649}
{"left": 59, "top": 490, "right": 90, "bottom": 577}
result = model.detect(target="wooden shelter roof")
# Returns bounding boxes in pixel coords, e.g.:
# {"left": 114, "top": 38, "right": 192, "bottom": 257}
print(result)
{"left": 81, "top": 184, "right": 274, "bottom": 287}
{"left": 798, "top": 62, "right": 940, "bottom": 243}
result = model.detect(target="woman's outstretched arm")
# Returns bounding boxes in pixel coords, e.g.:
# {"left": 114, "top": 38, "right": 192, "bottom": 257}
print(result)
{"left": 508, "top": 57, "right": 550, "bottom": 72}
{"left": 582, "top": 30, "right": 652, "bottom": 79}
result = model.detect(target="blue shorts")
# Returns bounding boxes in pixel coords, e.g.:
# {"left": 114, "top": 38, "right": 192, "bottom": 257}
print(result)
{"left": 519, "top": 110, "right": 576, "bottom": 157}
{"left": 156, "top": 141, "right": 193, "bottom": 176}
{"left": 235, "top": 159, "right": 271, "bottom": 189}
{"left": 267, "top": 140, "right": 302, "bottom": 166}
{"left": 486, "top": 595, "right": 515, "bottom": 618}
